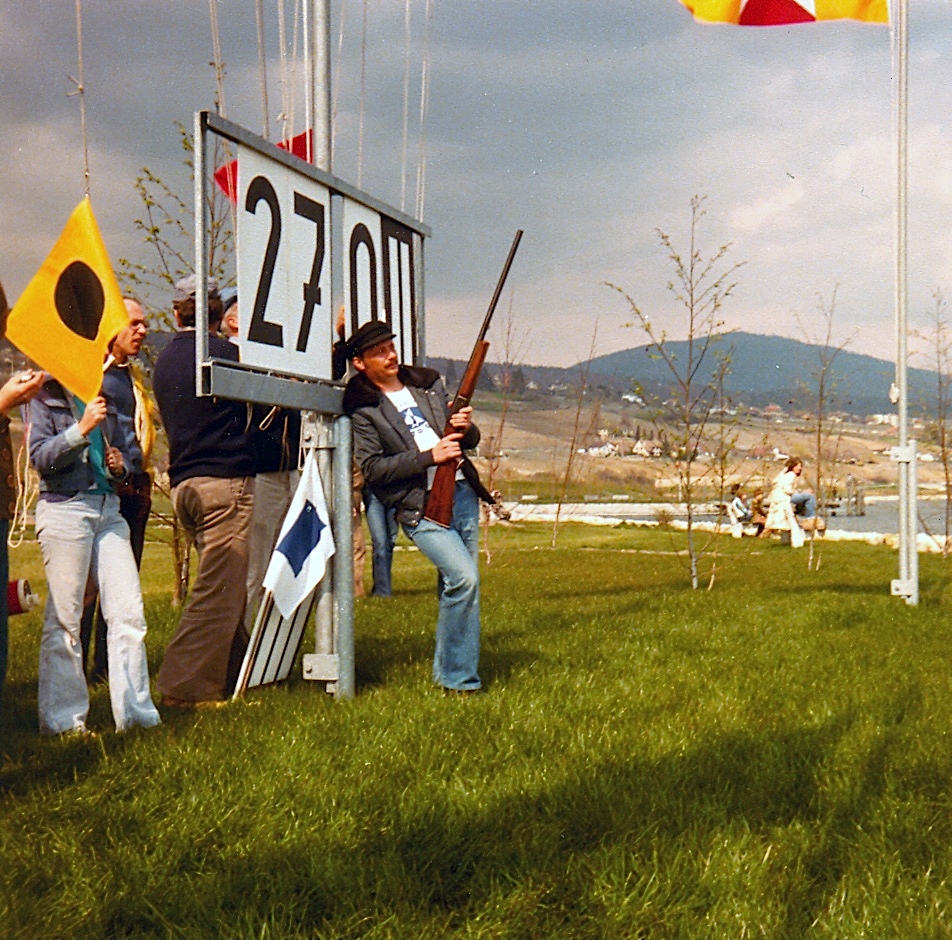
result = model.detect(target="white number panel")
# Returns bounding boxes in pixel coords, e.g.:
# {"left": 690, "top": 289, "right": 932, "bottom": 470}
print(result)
{"left": 237, "top": 146, "right": 332, "bottom": 378}
{"left": 341, "top": 199, "right": 418, "bottom": 365}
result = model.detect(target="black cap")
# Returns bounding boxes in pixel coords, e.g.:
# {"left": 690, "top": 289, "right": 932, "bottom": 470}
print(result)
{"left": 347, "top": 321, "right": 395, "bottom": 358}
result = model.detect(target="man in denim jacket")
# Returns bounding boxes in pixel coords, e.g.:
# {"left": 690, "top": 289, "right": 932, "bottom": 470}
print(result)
{"left": 343, "top": 322, "right": 490, "bottom": 694}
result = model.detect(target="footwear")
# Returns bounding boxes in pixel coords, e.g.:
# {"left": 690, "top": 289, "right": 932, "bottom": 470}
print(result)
{"left": 799, "top": 517, "right": 826, "bottom": 532}
{"left": 442, "top": 687, "right": 482, "bottom": 698}
{"left": 161, "top": 696, "right": 228, "bottom": 710}
{"left": 61, "top": 724, "right": 98, "bottom": 740}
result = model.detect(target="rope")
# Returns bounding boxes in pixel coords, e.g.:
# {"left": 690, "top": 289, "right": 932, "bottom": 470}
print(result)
{"left": 400, "top": 0, "right": 411, "bottom": 212}
{"left": 276, "top": 0, "right": 302, "bottom": 144}
{"left": 70, "top": 0, "right": 90, "bottom": 197}
{"left": 415, "top": 0, "right": 433, "bottom": 220}
{"left": 277, "top": 0, "right": 290, "bottom": 140}
{"left": 255, "top": 0, "right": 271, "bottom": 138}
{"left": 302, "top": 0, "right": 312, "bottom": 161}
{"left": 208, "top": 0, "right": 227, "bottom": 115}
{"left": 207, "top": 0, "right": 236, "bottom": 239}
{"left": 331, "top": 0, "right": 347, "bottom": 168}
{"left": 9, "top": 422, "right": 38, "bottom": 550}
{"left": 357, "top": 0, "right": 368, "bottom": 188}
{"left": 290, "top": 0, "right": 301, "bottom": 138}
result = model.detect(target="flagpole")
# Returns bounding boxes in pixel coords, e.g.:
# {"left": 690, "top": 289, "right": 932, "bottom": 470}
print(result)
{"left": 305, "top": 0, "right": 356, "bottom": 698}
{"left": 892, "top": 0, "right": 918, "bottom": 605}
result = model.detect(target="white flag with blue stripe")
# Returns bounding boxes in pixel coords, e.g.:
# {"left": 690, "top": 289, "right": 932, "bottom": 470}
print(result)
{"left": 263, "top": 450, "right": 336, "bottom": 618}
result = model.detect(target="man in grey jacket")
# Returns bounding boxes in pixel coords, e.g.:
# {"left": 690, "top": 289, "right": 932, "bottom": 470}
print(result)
{"left": 343, "top": 321, "right": 489, "bottom": 693}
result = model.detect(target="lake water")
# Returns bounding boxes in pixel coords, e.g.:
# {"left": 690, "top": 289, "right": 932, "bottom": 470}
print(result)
{"left": 507, "top": 496, "right": 950, "bottom": 538}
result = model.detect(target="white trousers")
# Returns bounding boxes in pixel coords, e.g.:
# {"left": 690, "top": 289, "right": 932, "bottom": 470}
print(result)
{"left": 36, "top": 493, "right": 160, "bottom": 734}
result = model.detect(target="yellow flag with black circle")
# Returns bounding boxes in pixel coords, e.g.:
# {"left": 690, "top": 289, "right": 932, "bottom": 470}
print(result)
{"left": 7, "top": 197, "right": 128, "bottom": 402}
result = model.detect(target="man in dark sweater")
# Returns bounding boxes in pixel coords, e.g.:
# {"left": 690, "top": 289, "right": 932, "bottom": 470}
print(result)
{"left": 152, "top": 275, "right": 256, "bottom": 706}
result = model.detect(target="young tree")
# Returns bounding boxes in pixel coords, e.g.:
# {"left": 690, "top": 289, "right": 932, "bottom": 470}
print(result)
{"left": 605, "top": 195, "right": 743, "bottom": 589}
{"left": 119, "top": 121, "right": 235, "bottom": 324}
{"left": 480, "top": 296, "right": 528, "bottom": 563}
{"left": 796, "top": 286, "right": 853, "bottom": 569}
{"left": 117, "top": 122, "right": 235, "bottom": 605}
{"left": 914, "top": 288, "right": 952, "bottom": 555}
{"left": 708, "top": 355, "right": 745, "bottom": 551}
{"left": 551, "top": 323, "right": 599, "bottom": 549}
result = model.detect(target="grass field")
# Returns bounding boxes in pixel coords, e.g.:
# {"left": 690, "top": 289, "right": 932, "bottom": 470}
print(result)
{"left": 2, "top": 522, "right": 952, "bottom": 939}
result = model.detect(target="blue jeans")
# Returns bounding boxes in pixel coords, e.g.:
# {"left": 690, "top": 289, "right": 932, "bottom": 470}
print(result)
{"left": 791, "top": 492, "right": 816, "bottom": 519}
{"left": 364, "top": 487, "right": 397, "bottom": 597}
{"left": 404, "top": 481, "right": 481, "bottom": 691}
{"left": 35, "top": 493, "right": 160, "bottom": 734}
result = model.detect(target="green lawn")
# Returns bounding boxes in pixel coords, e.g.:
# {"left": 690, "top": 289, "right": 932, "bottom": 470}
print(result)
{"left": 2, "top": 523, "right": 951, "bottom": 939}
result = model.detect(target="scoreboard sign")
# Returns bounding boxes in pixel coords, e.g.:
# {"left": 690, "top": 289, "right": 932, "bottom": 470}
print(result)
{"left": 198, "top": 112, "right": 429, "bottom": 410}
{"left": 238, "top": 147, "right": 332, "bottom": 378}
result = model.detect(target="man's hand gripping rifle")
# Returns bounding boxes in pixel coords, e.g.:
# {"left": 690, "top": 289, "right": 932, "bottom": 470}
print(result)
{"left": 423, "top": 229, "right": 524, "bottom": 527}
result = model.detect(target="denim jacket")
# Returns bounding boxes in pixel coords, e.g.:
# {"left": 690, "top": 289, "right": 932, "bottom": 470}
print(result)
{"left": 25, "top": 378, "right": 123, "bottom": 496}
{"left": 343, "top": 365, "right": 491, "bottom": 527}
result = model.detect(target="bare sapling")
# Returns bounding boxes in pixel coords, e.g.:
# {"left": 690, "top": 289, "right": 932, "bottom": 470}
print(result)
{"left": 796, "top": 285, "right": 854, "bottom": 570}
{"left": 605, "top": 195, "right": 744, "bottom": 589}
{"left": 912, "top": 289, "right": 952, "bottom": 556}
{"left": 481, "top": 294, "right": 528, "bottom": 563}
{"left": 551, "top": 323, "right": 599, "bottom": 549}
{"left": 118, "top": 116, "right": 235, "bottom": 605}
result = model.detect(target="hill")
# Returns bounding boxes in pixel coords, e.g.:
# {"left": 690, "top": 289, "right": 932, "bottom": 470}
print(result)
{"left": 581, "top": 332, "right": 930, "bottom": 415}
{"left": 434, "top": 332, "right": 936, "bottom": 418}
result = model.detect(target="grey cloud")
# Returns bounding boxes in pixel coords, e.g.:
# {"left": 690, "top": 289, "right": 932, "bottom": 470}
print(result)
{"left": 2, "top": 0, "right": 951, "bottom": 366}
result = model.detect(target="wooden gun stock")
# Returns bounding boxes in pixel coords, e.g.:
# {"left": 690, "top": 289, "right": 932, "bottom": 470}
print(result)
{"left": 424, "top": 341, "right": 489, "bottom": 528}
{"left": 423, "top": 229, "right": 523, "bottom": 528}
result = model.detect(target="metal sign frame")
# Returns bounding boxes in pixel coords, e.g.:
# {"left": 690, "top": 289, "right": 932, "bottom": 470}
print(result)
{"left": 193, "top": 110, "right": 430, "bottom": 413}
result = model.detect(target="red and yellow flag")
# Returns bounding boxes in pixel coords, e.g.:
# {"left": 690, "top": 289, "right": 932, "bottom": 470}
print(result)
{"left": 681, "top": 0, "right": 888, "bottom": 25}
{"left": 7, "top": 197, "right": 129, "bottom": 402}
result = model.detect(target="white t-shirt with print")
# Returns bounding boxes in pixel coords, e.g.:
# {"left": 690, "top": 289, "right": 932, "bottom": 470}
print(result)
{"left": 386, "top": 386, "right": 441, "bottom": 451}
{"left": 385, "top": 385, "right": 463, "bottom": 487}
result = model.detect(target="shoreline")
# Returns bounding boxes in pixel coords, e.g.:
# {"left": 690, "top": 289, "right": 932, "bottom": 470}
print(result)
{"left": 502, "top": 497, "right": 951, "bottom": 553}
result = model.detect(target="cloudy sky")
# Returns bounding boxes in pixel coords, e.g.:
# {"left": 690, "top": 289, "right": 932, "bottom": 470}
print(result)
{"left": 1, "top": 1, "right": 950, "bottom": 369}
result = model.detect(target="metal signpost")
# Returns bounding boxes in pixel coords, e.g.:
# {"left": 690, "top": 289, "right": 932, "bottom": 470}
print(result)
{"left": 192, "top": 111, "right": 429, "bottom": 699}
{"left": 891, "top": 0, "right": 918, "bottom": 606}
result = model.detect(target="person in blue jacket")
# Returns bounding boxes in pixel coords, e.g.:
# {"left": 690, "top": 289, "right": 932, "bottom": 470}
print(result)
{"left": 27, "top": 374, "right": 160, "bottom": 735}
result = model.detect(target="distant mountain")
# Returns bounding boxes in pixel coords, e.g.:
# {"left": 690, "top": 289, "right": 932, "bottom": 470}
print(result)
{"left": 431, "top": 331, "right": 937, "bottom": 417}
{"left": 580, "top": 332, "right": 932, "bottom": 415}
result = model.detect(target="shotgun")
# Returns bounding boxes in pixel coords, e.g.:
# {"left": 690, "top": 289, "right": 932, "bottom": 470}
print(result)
{"left": 424, "top": 229, "right": 524, "bottom": 527}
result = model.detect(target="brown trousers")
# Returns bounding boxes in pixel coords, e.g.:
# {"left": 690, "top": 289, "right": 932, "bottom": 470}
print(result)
{"left": 157, "top": 475, "right": 254, "bottom": 702}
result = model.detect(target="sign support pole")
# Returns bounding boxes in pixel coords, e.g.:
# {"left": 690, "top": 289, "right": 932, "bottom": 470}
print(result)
{"left": 891, "top": 0, "right": 918, "bottom": 605}
{"left": 304, "top": 0, "right": 356, "bottom": 696}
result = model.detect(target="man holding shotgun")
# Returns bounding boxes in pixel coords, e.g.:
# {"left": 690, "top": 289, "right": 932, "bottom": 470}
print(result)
{"left": 343, "top": 321, "right": 491, "bottom": 694}
{"left": 344, "top": 231, "right": 522, "bottom": 693}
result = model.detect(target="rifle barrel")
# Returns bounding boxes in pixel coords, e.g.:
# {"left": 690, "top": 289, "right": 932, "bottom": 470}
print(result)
{"left": 475, "top": 229, "right": 524, "bottom": 346}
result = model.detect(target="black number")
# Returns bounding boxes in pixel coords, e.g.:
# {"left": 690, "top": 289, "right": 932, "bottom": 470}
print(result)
{"left": 349, "top": 223, "right": 378, "bottom": 336}
{"left": 293, "top": 192, "right": 325, "bottom": 353}
{"left": 381, "top": 217, "right": 415, "bottom": 362}
{"left": 245, "top": 175, "right": 283, "bottom": 347}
